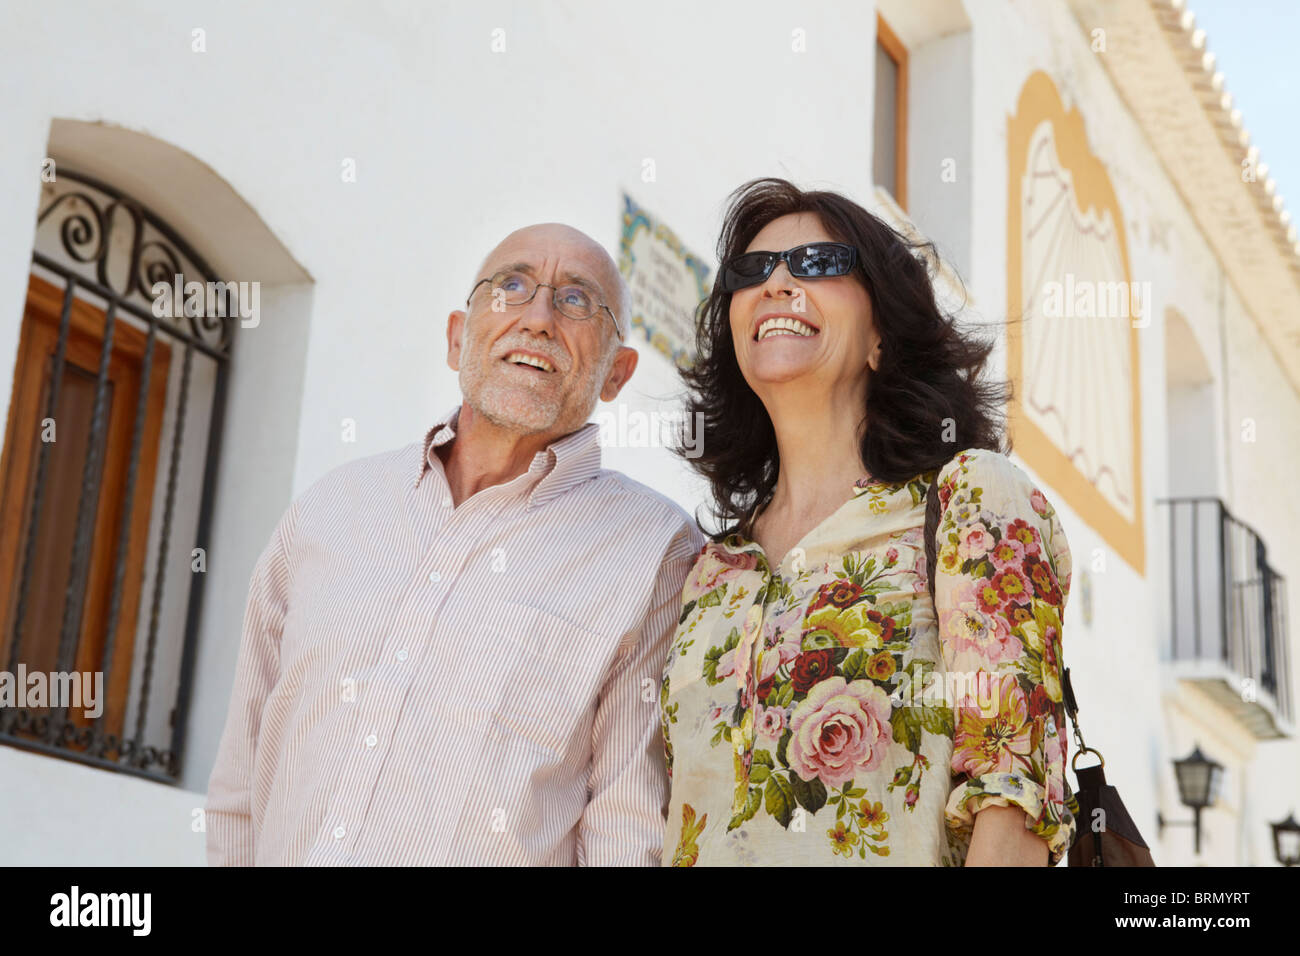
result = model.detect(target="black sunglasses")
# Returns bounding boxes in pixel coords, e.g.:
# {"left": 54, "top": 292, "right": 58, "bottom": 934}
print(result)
{"left": 719, "top": 242, "right": 858, "bottom": 293}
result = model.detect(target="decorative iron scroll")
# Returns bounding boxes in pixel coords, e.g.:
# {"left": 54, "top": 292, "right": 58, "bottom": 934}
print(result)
{"left": 36, "top": 170, "right": 231, "bottom": 355}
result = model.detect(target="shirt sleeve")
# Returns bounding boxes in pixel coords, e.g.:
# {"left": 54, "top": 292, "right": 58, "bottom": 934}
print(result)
{"left": 577, "top": 519, "right": 705, "bottom": 866}
{"left": 204, "top": 502, "right": 295, "bottom": 866}
{"left": 934, "top": 450, "right": 1079, "bottom": 865}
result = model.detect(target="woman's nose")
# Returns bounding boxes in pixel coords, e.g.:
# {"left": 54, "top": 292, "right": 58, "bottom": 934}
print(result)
{"left": 760, "top": 260, "right": 799, "bottom": 296}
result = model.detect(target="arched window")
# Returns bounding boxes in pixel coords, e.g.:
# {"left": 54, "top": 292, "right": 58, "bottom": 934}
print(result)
{"left": 0, "top": 169, "right": 235, "bottom": 781}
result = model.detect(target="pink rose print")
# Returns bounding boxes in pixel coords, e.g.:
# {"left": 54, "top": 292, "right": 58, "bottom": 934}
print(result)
{"left": 957, "top": 524, "right": 994, "bottom": 562}
{"left": 787, "top": 677, "right": 894, "bottom": 789}
{"left": 1029, "top": 488, "right": 1049, "bottom": 517}
{"left": 756, "top": 705, "right": 787, "bottom": 740}
{"left": 943, "top": 601, "right": 1023, "bottom": 666}
{"left": 682, "top": 545, "right": 758, "bottom": 603}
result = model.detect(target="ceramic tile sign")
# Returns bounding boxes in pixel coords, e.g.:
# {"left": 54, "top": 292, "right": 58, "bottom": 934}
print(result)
{"left": 618, "top": 192, "right": 712, "bottom": 370}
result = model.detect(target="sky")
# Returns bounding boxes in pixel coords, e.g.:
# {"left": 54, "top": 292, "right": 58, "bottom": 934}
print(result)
{"left": 1190, "top": 0, "right": 1299, "bottom": 228}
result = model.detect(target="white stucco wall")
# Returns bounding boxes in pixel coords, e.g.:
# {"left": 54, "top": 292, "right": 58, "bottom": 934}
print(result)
{"left": 0, "top": 0, "right": 1295, "bottom": 866}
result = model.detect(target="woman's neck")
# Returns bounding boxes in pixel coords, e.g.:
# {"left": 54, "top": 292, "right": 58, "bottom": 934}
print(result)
{"left": 755, "top": 384, "right": 871, "bottom": 524}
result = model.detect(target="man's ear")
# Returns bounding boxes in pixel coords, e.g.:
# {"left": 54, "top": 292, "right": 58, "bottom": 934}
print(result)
{"left": 599, "top": 345, "right": 639, "bottom": 401}
{"left": 446, "top": 309, "right": 466, "bottom": 371}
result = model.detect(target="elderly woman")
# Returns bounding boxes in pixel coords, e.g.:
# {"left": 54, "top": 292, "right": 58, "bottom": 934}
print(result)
{"left": 660, "top": 178, "right": 1078, "bottom": 867}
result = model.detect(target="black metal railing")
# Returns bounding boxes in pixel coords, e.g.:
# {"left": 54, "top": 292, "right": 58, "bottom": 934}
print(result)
{"left": 0, "top": 170, "right": 234, "bottom": 782}
{"left": 1159, "top": 497, "right": 1293, "bottom": 726}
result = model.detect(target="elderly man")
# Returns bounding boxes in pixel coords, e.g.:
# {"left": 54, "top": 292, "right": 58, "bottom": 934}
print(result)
{"left": 206, "top": 223, "right": 705, "bottom": 865}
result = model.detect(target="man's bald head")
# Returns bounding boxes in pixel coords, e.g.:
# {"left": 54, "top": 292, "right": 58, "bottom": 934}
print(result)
{"left": 449, "top": 221, "right": 640, "bottom": 442}
{"left": 470, "top": 223, "right": 630, "bottom": 346}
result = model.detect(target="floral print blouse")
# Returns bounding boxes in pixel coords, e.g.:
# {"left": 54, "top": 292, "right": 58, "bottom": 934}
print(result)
{"left": 660, "top": 448, "right": 1079, "bottom": 866}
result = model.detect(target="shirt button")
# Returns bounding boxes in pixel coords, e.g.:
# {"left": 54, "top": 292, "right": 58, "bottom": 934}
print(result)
{"left": 333, "top": 826, "right": 346, "bottom": 840}
{"left": 396, "top": 649, "right": 409, "bottom": 662}
{"left": 365, "top": 734, "right": 377, "bottom": 748}
{"left": 441, "top": 496, "right": 452, "bottom": 507}
{"left": 428, "top": 570, "right": 441, "bottom": 583}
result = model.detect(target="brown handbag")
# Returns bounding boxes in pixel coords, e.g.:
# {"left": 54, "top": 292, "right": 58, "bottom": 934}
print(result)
{"left": 923, "top": 466, "right": 1156, "bottom": 866}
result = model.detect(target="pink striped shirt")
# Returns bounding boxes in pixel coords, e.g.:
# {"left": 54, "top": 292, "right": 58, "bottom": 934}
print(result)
{"left": 205, "top": 404, "right": 705, "bottom": 865}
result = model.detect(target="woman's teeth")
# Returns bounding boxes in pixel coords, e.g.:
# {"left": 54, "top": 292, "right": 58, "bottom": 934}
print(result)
{"left": 756, "top": 317, "right": 819, "bottom": 340}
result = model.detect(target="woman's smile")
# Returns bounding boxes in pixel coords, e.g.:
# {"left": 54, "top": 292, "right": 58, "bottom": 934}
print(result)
{"left": 753, "top": 313, "right": 821, "bottom": 341}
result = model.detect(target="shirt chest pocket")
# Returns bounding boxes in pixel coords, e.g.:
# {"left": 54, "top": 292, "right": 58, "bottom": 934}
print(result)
{"left": 460, "top": 598, "right": 622, "bottom": 759}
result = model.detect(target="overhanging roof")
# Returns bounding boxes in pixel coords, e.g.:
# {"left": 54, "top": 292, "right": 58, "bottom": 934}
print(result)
{"left": 1068, "top": 0, "right": 1300, "bottom": 394}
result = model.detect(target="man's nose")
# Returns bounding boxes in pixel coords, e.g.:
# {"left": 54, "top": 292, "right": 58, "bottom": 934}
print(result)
{"left": 517, "top": 287, "right": 559, "bottom": 333}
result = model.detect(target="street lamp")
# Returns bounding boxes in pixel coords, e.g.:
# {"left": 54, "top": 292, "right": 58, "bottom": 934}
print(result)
{"left": 1156, "top": 744, "right": 1223, "bottom": 856}
{"left": 1271, "top": 811, "right": 1300, "bottom": 867}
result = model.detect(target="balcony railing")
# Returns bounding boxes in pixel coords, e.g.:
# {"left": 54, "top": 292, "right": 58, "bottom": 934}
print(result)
{"left": 1159, "top": 497, "right": 1293, "bottom": 738}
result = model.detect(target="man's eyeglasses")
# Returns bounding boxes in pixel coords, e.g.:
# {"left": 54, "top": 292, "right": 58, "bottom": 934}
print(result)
{"left": 718, "top": 242, "right": 858, "bottom": 293}
{"left": 466, "top": 270, "right": 624, "bottom": 341}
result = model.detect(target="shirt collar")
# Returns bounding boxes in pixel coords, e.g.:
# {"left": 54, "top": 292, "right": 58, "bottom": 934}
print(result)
{"left": 413, "top": 402, "right": 603, "bottom": 510}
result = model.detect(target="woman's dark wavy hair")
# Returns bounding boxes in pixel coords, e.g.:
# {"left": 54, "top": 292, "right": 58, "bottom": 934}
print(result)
{"left": 677, "top": 177, "right": 1010, "bottom": 539}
